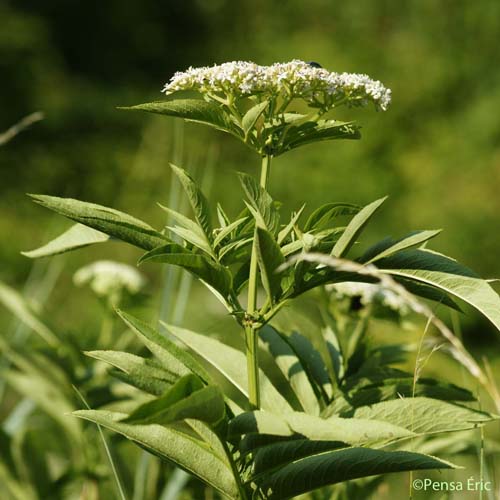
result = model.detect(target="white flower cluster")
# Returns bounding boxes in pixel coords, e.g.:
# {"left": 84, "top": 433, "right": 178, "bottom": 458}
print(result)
{"left": 330, "top": 282, "right": 410, "bottom": 315}
{"left": 163, "top": 60, "right": 391, "bottom": 111}
{"left": 74, "top": 260, "right": 146, "bottom": 299}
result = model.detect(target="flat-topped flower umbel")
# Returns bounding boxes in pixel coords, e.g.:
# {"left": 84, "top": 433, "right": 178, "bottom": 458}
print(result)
{"left": 163, "top": 60, "right": 391, "bottom": 112}
{"left": 151, "top": 60, "right": 392, "bottom": 156}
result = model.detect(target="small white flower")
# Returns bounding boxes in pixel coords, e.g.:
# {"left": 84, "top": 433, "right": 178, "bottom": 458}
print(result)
{"left": 162, "top": 60, "right": 391, "bottom": 111}
{"left": 74, "top": 260, "right": 146, "bottom": 299}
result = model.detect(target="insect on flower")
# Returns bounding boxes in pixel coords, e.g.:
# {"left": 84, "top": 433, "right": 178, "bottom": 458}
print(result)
{"left": 307, "top": 61, "right": 323, "bottom": 68}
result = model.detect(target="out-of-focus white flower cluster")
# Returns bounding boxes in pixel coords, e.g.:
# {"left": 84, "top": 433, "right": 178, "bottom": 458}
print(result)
{"left": 74, "top": 260, "right": 146, "bottom": 303}
{"left": 330, "top": 282, "right": 410, "bottom": 315}
{"left": 163, "top": 60, "right": 391, "bottom": 111}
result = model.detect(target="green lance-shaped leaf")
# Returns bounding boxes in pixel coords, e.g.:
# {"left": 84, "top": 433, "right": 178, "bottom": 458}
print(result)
{"left": 219, "top": 236, "right": 253, "bottom": 264}
{"left": 139, "top": 243, "right": 232, "bottom": 298}
{"left": 284, "top": 331, "right": 333, "bottom": 402}
{"left": 280, "top": 229, "right": 345, "bottom": 260}
{"left": 216, "top": 203, "right": 231, "bottom": 228}
{"left": 331, "top": 196, "right": 387, "bottom": 258}
{"left": 170, "top": 164, "right": 214, "bottom": 241}
{"left": 73, "top": 409, "right": 239, "bottom": 499}
{"left": 249, "top": 439, "right": 347, "bottom": 476}
{"left": 349, "top": 397, "right": 498, "bottom": 435}
{"left": 238, "top": 172, "right": 280, "bottom": 234}
{"left": 282, "top": 119, "right": 361, "bottom": 153}
{"left": 325, "top": 377, "right": 475, "bottom": 416}
{"left": 163, "top": 323, "right": 293, "bottom": 415}
{"left": 322, "top": 324, "right": 344, "bottom": 386}
{"left": 116, "top": 310, "right": 212, "bottom": 383}
{"left": 166, "top": 224, "right": 214, "bottom": 256}
{"left": 277, "top": 205, "right": 305, "bottom": 245}
{"left": 120, "top": 99, "right": 238, "bottom": 136}
{"left": 289, "top": 256, "right": 461, "bottom": 311}
{"left": 393, "top": 277, "right": 462, "bottom": 311}
{"left": 264, "top": 112, "right": 306, "bottom": 135}
{"left": 360, "top": 229, "right": 443, "bottom": 264}
{"left": 259, "top": 326, "right": 320, "bottom": 415}
{"left": 242, "top": 100, "right": 269, "bottom": 136}
{"left": 377, "top": 249, "right": 500, "bottom": 332}
{"left": 255, "top": 227, "right": 285, "bottom": 304}
{"left": 228, "top": 410, "right": 414, "bottom": 444}
{"left": 214, "top": 217, "right": 249, "bottom": 249}
{"left": 85, "top": 350, "right": 178, "bottom": 396}
{"left": 124, "top": 374, "right": 226, "bottom": 433}
{"left": 160, "top": 204, "right": 215, "bottom": 258}
{"left": 27, "top": 195, "right": 168, "bottom": 251}
{"left": 186, "top": 418, "right": 230, "bottom": 465}
{"left": 233, "top": 260, "right": 251, "bottom": 294}
{"left": 0, "top": 281, "right": 60, "bottom": 347}
{"left": 252, "top": 447, "right": 456, "bottom": 499}
{"left": 342, "top": 364, "right": 473, "bottom": 397}
{"left": 304, "top": 202, "right": 361, "bottom": 232}
{"left": 22, "top": 223, "right": 110, "bottom": 258}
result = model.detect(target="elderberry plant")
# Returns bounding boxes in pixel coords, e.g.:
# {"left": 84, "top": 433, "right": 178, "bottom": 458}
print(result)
{"left": 24, "top": 60, "right": 500, "bottom": 499}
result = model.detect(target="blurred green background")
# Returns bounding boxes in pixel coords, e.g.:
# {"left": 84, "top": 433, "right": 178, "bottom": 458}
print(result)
{"left": 2, "top": 0, "right": 500, "bottom": 341}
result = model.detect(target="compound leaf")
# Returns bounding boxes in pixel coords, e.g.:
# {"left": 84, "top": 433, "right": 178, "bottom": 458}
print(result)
{"left": 73, "top": 409, "right": 238, "bottom": 499}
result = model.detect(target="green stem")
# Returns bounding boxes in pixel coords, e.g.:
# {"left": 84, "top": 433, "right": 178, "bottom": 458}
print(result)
{"left": 244, "top": 324, "right": 259, "bottom": 409}
{"left": 259, "top": 154, "right": 271, "bottom": 188}
{"left": 245, "top": 154, "right": 272, "bottom": 409}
